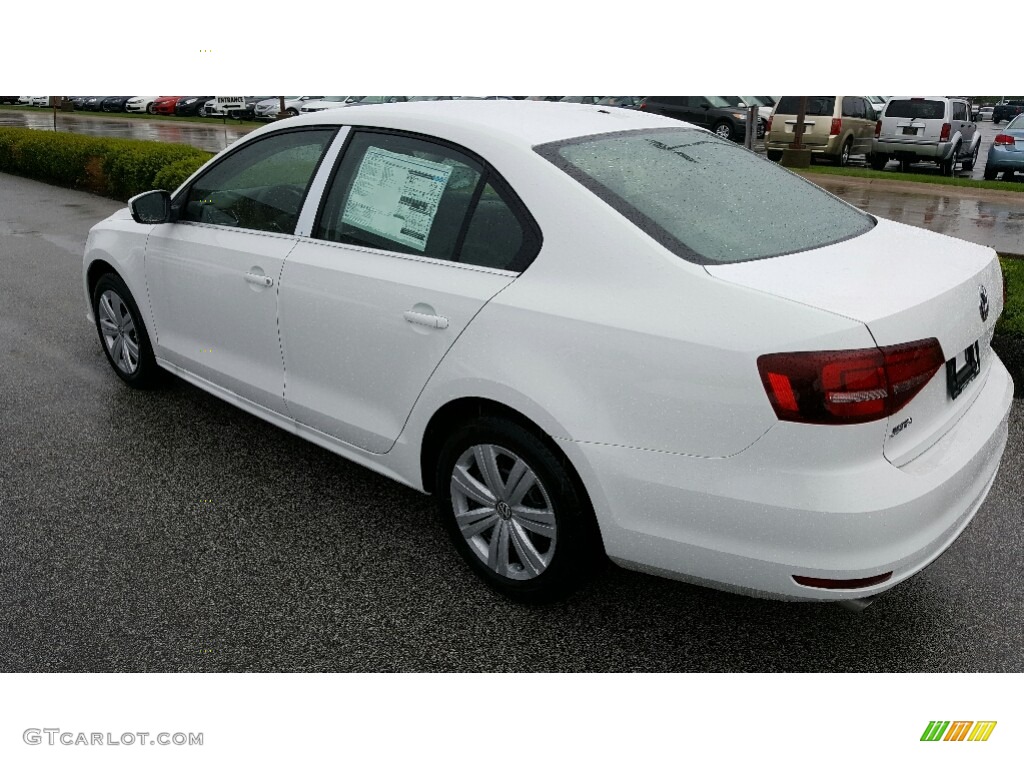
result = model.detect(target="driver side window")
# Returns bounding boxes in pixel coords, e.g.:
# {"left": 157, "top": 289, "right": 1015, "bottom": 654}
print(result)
{"left": 180, "top": 128, "right": 335, "bottom": 234}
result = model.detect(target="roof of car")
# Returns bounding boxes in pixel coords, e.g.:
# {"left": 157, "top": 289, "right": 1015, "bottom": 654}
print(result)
{"left": 273, "top": 99, "right": 679, "bottom": 147}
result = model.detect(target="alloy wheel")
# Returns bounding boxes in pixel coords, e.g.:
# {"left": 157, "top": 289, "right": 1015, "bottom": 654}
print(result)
{"left": 450, "top": 444, "right": 556, "bottom": 581}
{"left": 714, "top": 123, "right": 732, "bottom": 140}
{"left": 97, "top": 289, "right": 140, "bottom": 375}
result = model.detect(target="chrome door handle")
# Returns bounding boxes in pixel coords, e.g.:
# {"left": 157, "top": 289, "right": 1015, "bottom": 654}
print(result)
{"left": 403, "top": 310, "right": 449, "bottom": 329}
{"left": 245, "top": 272, "right": 273, "bottom": 287}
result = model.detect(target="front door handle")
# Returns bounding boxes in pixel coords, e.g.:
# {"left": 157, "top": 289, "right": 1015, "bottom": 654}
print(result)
{"left": 403, "top": 310, "right": 449, "bottom": 330}
{"left": 245, "top": 272, "right": 273, "bottom": 288}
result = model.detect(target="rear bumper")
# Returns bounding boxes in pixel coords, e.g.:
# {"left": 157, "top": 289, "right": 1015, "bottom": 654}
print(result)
{"left": 986, "top": 145, "right": 1024, "bottom": 171}
{"left": 873, "top": 138, "right": 953, "bottom": 159}
{"left": 566, "top": 355, "right": 1013, "bottom": 601}
{"left": 765, "top": 135, "right": 842, "bottom": 155}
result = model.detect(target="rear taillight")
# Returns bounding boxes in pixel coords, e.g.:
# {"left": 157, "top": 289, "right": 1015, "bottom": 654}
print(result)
{"left": 830, "top": 117, "right": 842, "bottom": 135}
{"left": 757, "top": 339, "right": 944, "bottom": 425}
{"left": 637, "top": 99, "right": 646, "bottom": 111}
{"left": 874, "top": 119, "right": 882, "bottom": 138}
{"left": 994, "top": 133, "right": 1015, "bottom": 145}
{"left": 939, "top": 122, "right": 951, "bottom": 141}
{"left": 765, "top": 115, "right": 772, "bottom": 132}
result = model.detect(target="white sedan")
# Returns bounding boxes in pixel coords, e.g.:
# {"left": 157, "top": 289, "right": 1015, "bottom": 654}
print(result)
{"left": 125, "top": 96, "right": 160, "bottom": 114}
{"left": 83, "top": 101, "right": 1012, "bottom": 605}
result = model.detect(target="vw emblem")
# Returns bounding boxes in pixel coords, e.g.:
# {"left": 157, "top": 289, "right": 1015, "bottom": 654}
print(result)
{"left": 979, "top": 285, "right": 990, "bottom": 322}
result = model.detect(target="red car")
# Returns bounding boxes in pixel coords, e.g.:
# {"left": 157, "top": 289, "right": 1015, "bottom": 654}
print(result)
{"left": 152, "top": 96, "right": 183, "bottom": 115}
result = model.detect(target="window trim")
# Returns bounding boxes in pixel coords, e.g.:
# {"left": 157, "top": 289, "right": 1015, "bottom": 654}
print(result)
{"left": 309, "top": 126, "right": 543, "bottom": 273}
{"left": 171, "top": 125, "right": 340, "bottom": 236}
{"left": 534, "top": 126, "right": 875, "bottom": 266}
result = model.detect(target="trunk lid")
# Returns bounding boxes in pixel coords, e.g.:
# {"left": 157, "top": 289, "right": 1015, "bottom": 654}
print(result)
{"left": 705, "top": 218, "right": 1003, "bottom": 466}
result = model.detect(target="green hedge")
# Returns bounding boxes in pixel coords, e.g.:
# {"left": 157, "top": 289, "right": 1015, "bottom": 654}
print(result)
{"left": 0, "top": 127, "right": 212, "bottom": 201}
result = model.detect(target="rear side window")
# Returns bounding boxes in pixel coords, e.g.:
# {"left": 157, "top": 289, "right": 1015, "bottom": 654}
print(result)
{"left": 842, "top": 97, "right": 865, "bottom": 119}
{"left": 775, "top": 96, "right": 836, "bottom": 116}
{"left": 536, "top": 127, "right": 873, "bottom": 265}
{"left": 885, "top": 99, "right": 945, "bottom": 119}
{"left": 315, "top": 131, "right": 539, "bottom": 271}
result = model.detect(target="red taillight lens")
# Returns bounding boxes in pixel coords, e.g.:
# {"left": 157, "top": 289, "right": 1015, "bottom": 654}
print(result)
{"left": 939, "top": 122, "right": 951, "bottom": 141}
{"left": 766, "top": 115, "right": 773, "bottom": 132}
{"left": 874, "top": 119, "right": 882, "bottom": 138}
{"left": 994, "top": 133, "right": 1015, "bottom": 145}
{"left": 757, "top": 339, "right": 944, "bottom": 425}
{"left": 830, "top": 117, "right": 842, "bottom": 135}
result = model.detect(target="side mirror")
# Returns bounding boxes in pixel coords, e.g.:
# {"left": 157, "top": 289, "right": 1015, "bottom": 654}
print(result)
{"left": 129, "top": 190, "right": 172, "bottom": 224}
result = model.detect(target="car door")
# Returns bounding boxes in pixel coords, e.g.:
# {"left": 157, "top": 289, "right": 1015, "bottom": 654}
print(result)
{"left": 278, "top": 128, "right": 540, "bottom": 453}
{"left": 145, "top": 126, "right": 337, "bottom": 413}
{"left": 956, "top": 100, "right": 975, "bottom": 156}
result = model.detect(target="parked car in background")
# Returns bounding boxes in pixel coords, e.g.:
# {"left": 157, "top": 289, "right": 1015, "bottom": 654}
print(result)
{"left": 993, "top": 100, "right": 1024, "bottom": 124}
{"left": 227, "top": 96, "right": 274, "bottom": 121}
{"left": 254, "top": 96, "right": 325, "bottom": 119}
{"left": 407, "top": 96, "right": 455, "bottom": 102}
{"left": 70, "top": 96, "right": 96, "bottom": 110}
{"left": 81, "top": 96, "right": 107, "bottom": 111}
{"left": 174, "top": 97, "right": 217, "bottom": 117}
{"left": 0, "top": 96, "right": 20, "bottom": 104}
{"left": 29, "top": 96, "right": 51, "bottom": 107}
{"left": 596, "top": 96, "right": 644, "bottom": 109}
{"left": 299, "top": 97, "right": 358, "bottom": 113}
{"left": 346, "top": 96, "right": 409, "bottom": 107}
{"left": 125, "top": 96, "right": 160, "bottom": 114}
{"left": 17, "top": 96, "right": 33, "bottom": 105}
{"left": 638, "top": 96, "right": 759, "bottom": 141}
{"left": 101, "top": 96, "right": 133, "bottom": 112}
{"left": 524, "top": 96, "right": 564, "bottom": 101}
{"left": 560, "top": 96, "right": 603, "bottom": 104}
{"left": 867, "top": 96, "right": 888, "bottom": 118}
{"left": 984, "top": 114, "right": 1024, "bottom": 180}
{"left": 153, "top": 96, "right": 184, "bottom": 115}
{"left": 85, "top": 100, "right": 1011, "bottom": 605}
{"left": 978, "top": 106, "right": 994, "bottom": 121}
{"left": 872, "top": 97, "right": 980, "bottom": 175}
{"left": 765, "top": 96, "right": 876, "bottom": 165}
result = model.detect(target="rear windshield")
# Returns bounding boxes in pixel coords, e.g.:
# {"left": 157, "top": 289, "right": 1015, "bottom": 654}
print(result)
{"left": 885, "top": 99, "right": 945, "bottom": 119}
{"left": 1009, "top": 114, "right": 1024, "bottom": 130}
{"left": 775, "top": 96, "right": 835, "bottom": 116}
{"left": 535, "top": 127, "right": 873, "bottom": 265}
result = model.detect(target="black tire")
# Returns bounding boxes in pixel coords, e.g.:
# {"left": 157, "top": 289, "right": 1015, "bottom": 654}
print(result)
{"left": 712, "top": 121, "right": 735, "bottom": 142}
{"left": 91, "top": 272, "right": 161, "bottom": 389}
{"left": 941, "top": 146, "right": 958, "bottom": 176}
{"left": 899, "top": 157, "right": 913, "bottom": 173}
{"left": 984, "top": 166, "right": 998, "bottom": 181}
{"left": 834, "top": 138, "right": 853, "bottom": 166}
{"left": 870, "top": 153, "right": 889, "bottom": 171}
{"left": 963, "top": 142, "right": 979, "bottom": 172}
{"left": 766, "top": 150, "right": 783, "bottom": 162}
{"left": 285, "top": 108, "right": 298, "bottom": 117}
{"left": 434, "top": 416, "right": 602, "bottom": 603}
{"left": 146, "top": 102, "right": 156, "bottom": 115}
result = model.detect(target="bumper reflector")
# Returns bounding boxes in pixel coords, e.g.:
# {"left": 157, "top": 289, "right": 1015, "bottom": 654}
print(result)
{"left": 793, "top": 572, "right": 893, "bottom": 590}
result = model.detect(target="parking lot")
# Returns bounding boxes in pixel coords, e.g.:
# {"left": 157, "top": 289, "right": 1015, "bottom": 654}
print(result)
{"left": 1, "top": 171, "right": 1022, "bottom": 673}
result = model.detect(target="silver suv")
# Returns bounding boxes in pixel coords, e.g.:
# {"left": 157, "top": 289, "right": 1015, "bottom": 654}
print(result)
{"left": 872, "top": 97, "right": 981, "bottom": 174}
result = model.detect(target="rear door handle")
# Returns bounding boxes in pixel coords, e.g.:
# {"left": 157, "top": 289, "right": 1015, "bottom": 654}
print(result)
{"left": 403, "top": 310, "right": 449, "bottom": 329}
{"left": 245, "top": 272, "right": 273, "bottom": 287}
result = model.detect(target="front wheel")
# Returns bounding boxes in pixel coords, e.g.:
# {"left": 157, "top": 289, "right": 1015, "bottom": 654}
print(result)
{"left": 435, "top": 417, "right": 601, "bottom": 602}
{"left": 146, "top": 102, "right": 156, "bottom": 114}
{"left": 766, "top": 150, "right": 783, "bottom": 162}
{"left": 92, "top": 273, "right": 161, "bottom": 388}
{"left": 285, "top": 108, "right": 298, "bottom": 117}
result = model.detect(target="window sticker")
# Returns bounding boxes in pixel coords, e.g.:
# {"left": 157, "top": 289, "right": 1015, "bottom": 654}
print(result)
{"left": 341, "top": 147, "right": 453, "bottom": 252}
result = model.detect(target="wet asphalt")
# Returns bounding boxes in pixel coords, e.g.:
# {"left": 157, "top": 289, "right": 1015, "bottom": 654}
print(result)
{"left": 1, "top": 171, "right": 1022, "bottom": 673}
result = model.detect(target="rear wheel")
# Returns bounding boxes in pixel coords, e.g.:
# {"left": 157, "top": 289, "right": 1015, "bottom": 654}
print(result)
{"left": 835, "top": 138, "right": 853, "bottom": 166}
{"left": 435, "top": 417, "right": 601, "bottom": 602}
{"left": 940, "top": 145, "right": 959, "bottom": 176}
{"left": 963, "top": 142, "right": 979, "bottom": 172}
{"left": 984, "top": 166, "right": 998, "bottom": 181}
{"left": 767, "top": 150, "right": 783, "bottom": 162}
{"left": 899, "top": 157, "right": 913, "bottom": 173}
{"left": 712, "top": 121, "right": 734, "bottom": 141}
{"left": 870, "top": 153, "right": 889, "bottom": 171}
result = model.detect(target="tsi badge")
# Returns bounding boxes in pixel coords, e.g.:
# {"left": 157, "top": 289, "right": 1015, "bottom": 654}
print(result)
{"left": 980, "top": 284, "right": 990, "bottom": 322}
{"left": 921, "top": 720, "right": 997, "bottom": 742}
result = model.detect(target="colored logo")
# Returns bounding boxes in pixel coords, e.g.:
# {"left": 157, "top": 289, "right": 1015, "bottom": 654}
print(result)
{"left": 921, "top": 721, "right": 997, "bottom": 742}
